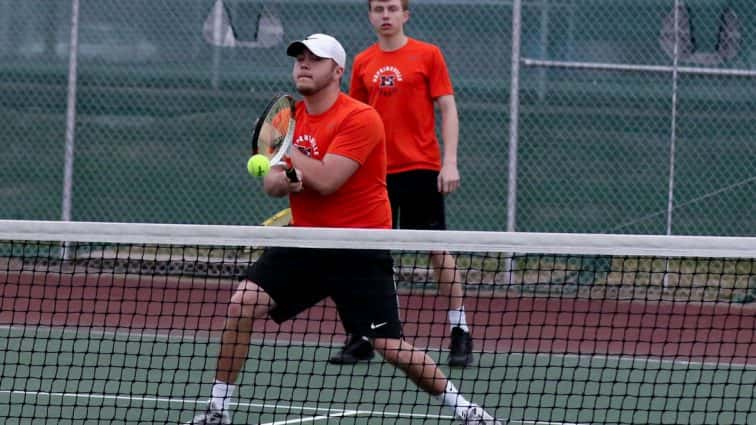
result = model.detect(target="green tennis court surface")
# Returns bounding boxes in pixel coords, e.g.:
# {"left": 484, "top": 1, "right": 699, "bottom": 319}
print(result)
{"left": 2, "top": 324, "right": 754, "bottom": 424}
{"left": 1, "top": 223, "right": 755, "bottom": 424}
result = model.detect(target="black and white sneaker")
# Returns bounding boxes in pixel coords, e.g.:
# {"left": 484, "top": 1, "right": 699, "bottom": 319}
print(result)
{"left": 183, "top": 400, "right": 231, "bottom": 425}
{"left": 458, "top": 404, "right": 503, "bottom": 425}
{"left": 448, "top": 327, "right": 474, "bottom": 367}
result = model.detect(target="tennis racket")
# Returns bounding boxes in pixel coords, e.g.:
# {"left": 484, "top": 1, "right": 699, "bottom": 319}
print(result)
{"left": 261, "top": 207, "right": 291, "bottom": 226}
{"left": 251, "top": 94, "right": 299, "bottom": 182}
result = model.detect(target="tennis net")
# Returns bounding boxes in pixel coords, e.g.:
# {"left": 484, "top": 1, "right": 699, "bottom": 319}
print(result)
{"left": 0, "top": 220, "right": 754, "bottom": 424}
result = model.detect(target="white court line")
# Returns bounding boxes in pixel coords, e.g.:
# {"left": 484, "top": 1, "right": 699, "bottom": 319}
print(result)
{"left": 517, "top": 422, "right": 591, "bottom": 425}
{"left": 260, "top": 410, "right": 360, "bottom": 425}
{"left": 0, "top": 323, "right": 216, "bottom": 344}
{"left": 0, "top": 389, "right": 357, "bottom": 415}
{"left": 0, "top": 390, "right": 587, "bottom": 425}
{"left": 2, "top": 323, "right": 754, "bottom": 371}
{"left": 507, "top": 350, "right": 756, "bottom": 371}
{"left": 0, "top": 389, "right": 454, "bottom": 424}
{"left": 0, "top": 323, "right": 339, "bottom": 350}
{"left": 257, "top": 410, "right": 584, "bottom": 425}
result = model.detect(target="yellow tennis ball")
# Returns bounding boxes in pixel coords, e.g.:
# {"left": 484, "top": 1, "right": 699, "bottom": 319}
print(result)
{"left": 247, "top": 154, "right": 270, "bottom": 177}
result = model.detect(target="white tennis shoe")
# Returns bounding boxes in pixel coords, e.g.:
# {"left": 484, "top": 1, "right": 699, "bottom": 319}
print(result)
{"left": 183, "top": 400, "right": 231, "bottom": 425}
{"left": 458, "top": 404, "right": 503, "bottom": 425}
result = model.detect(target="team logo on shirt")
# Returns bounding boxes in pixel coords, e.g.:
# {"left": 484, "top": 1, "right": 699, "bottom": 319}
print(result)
{"left": 294, "top": 134, "right": 319, "bottom": 158}
{"left": 372, "top": 66, "right": 403, "bottom": 96}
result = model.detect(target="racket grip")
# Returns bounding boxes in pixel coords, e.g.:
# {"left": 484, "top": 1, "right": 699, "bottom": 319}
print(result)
{"left": 285, "top": 167, "right": 299, "bottom": 182}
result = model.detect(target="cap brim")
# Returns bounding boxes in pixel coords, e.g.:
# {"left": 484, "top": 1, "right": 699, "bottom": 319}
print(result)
{"left": 286, "top": 41, "right": 307, "bottom": 58}
{"left": 286, "top": 38, "right": 345, "bottom": 69}
{"left": 287, "top": 40, "right": 335, "bottom": 64}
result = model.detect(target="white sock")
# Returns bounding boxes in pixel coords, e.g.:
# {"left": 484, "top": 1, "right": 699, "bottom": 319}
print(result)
{"left": 435, "top": 381, "right": 472, "bottom": 418}
{"left": 448, "top": 307, "right": 469, "bottom": 332}
{"left": 211, "top": 380, "right": 236, "bottom": 412}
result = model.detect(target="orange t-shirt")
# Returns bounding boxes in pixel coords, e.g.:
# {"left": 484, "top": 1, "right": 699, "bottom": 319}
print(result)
{"left": 289, "top": 93, "right": 391, "bottom": 229}
{"left": 349, "top": 38, "right": 454, "bottom": 174}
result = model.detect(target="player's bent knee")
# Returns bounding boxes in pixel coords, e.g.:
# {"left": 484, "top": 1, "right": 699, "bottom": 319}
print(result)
{"left": 371, "top": 338, "right": 407, "bottom": 362}
{"left": 229, "top": 280, "right": 273, "bottom": 319}
{"left": 430, "top": 251, "right": 456, "bottom": 268}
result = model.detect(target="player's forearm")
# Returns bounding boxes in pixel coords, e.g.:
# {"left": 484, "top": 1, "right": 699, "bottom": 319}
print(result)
{"left": 290, "top": 149, "right": 353, "bottom": 196}
{"left": 439, "top": 99, "right": 460, "bottom": 167}
{"left": 441, "top": 126, "right": 459, "bottom": 166}
{"left": 292, "top": 158, "right": 331, "bottom": 195}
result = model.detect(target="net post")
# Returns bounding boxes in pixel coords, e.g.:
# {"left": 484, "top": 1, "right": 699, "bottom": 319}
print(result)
{"left": 60, "top": 0, "right": 80, "bottom": 228}
{"left": 503, "top": 0, "right": 524, "bottom": 285}
{"left": 0, "top": 0, "right": 10, "bottom": 57}
{"left": 209, "top": 0, "right": 225, "bottom": 89}
{"left": 663, "top": 0, "right": 683, "bottom": 288}
{"left": 58, "top": 0, "right": 81, "bottom": 262}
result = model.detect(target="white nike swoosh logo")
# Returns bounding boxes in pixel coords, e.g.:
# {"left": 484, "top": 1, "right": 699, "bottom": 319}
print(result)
{"left": 370, "top": 322, "right": 387, "bottom": 330}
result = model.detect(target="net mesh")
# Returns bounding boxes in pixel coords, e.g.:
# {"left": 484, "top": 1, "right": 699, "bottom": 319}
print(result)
{"left": 1, "top": 220, "right": 755, "bottom": 424}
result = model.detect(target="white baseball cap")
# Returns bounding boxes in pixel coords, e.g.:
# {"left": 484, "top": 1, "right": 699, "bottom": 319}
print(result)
{"left": 286, "top": 33, "right": 346, "bottom": 69}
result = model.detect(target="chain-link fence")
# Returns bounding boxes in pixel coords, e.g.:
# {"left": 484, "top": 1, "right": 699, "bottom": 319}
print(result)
{"left": 1, "top": 0, "right": 754, "bottom": 234}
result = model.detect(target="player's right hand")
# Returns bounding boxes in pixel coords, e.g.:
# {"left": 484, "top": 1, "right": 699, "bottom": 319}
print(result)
{"left": 264, "top": 167, "right": 303, "bottom": 197}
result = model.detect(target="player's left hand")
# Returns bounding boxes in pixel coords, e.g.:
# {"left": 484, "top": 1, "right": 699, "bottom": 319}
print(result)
{"left": 438, "top": 164, "right": 460, "bottom": 194}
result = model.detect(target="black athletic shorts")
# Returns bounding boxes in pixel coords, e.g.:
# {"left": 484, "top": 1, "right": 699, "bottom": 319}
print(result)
{"left": 243, "top": 247, "right": 402, "bottom": 339}
{"left": 387, "top": 169, "right": 446, "bottom": 230}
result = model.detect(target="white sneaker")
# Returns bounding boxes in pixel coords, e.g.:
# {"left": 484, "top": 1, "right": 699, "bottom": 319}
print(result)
{"left": 183, "top": 400, "right": 231, "bottom": 425}
{"left": 458, "top": 404, "right": 503, "bottom": 425}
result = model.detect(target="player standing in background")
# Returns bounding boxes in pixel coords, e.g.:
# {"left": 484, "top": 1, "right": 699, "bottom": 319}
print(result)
{"left": 330, "top": 0, "right": 474, "bottom": 367}
{"left": 183, "top": 33, "right": 501, "bottom": 425}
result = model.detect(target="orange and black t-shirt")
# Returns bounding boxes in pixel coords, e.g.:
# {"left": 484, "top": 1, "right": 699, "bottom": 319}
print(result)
{"left": 349, "top": 38, "right": 454, "bottom": 174}
{"left": 289, "top": 93, "right": 391, "bottom": 229}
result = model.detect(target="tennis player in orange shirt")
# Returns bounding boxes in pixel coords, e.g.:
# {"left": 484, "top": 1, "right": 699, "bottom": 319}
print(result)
{"left": 331, "top": 0, "right": 474, "bottom": 368}
{"left": 183, "top": 33, "right": 501, "bottom": 425}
